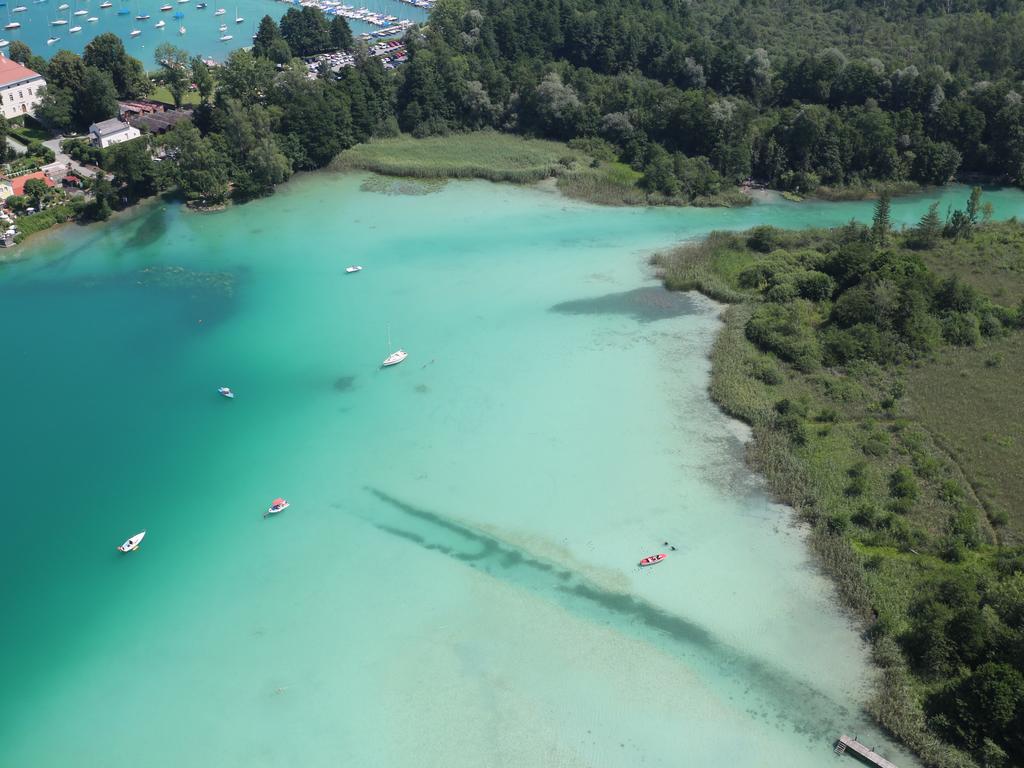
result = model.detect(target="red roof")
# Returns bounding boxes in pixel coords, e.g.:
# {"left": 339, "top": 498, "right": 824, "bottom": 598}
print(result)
{"left": 0, "top": 56, "right": 42, "bottom": 87}
{"left": 10, "top": 172, "right": 54, "bottom": 197}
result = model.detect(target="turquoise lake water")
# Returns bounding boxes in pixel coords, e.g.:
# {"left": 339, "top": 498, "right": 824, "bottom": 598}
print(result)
{"left": 3, "top": 176, "right": 1024, "bottom": 766}
{"left": 1, "top": 0, "right": 426, "bottom": 62}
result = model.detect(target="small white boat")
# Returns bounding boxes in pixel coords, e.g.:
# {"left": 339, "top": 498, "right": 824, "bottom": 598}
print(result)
{"left": 159, "top": 3, "right": 171, "bottom": 9}
{"left": 154, "top": 18, "right": 164, "bottom": 26}
{"left": 213, "top": 6, "right": 224, "bottom": 13}
{"left": 217, "top": 21, "right": 224, "bottom": 29}
{"left": 117, "top": 530, "right": 146, "bottom": 552}
{"left": 218, "top": 32, "right": 230, "bottom": 39}
{"left": 87, "top": 15, "right": 98, "bottom": 20}
{"left": 11, "top": 5, "right": 27, "bottom": 11}
{"left": 264, "top": 498, "right": 289, "bottom": 517}
{"left": 177, "top": 23, "right": 184, "bottom": 32}
{"left": 3, "top": 21, "right": 20, "bottom": 28}
{"left": 135, "top": 12, "right": 148, "bottom": 18}
{"left": 0, "top": 39, "right": 8, "bottom": 46}
{"left": 345, "top": 265, "right": 363, "bottom": 273}
{"left": 129, "top": 27, "right": 139, "bottom": 34}
{"left": 382, "top": 326, "right": 407, "bottom": 367}
{"left": 233, "top": 7, "right": 241, "bottom": 22}
{"left": 99, "top": 1, "right": 111, "bottom": 6}
{"left": 46, "top": 34, "right": 60, "bottom": 42}
{"left": 51, "top": 17, "right": 67, "bottom": 23}
{"left": 57, "top": 2, "right": 68, "bottom": 8}
{"left": 69, "top": 23, "right": 80, "bottom": 30}
{"left": 217, "top": 386, "right": 234, "bottom": 399}
{"left": 73, "top": 8, "right": 86, "bottom": 13}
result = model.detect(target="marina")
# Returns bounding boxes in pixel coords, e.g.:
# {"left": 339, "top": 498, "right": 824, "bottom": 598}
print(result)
{"left": 0, "top": 0, "right": 428, "bottom": 60}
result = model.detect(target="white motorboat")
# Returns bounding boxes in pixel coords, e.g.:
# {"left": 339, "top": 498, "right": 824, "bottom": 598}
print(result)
{"left": 345, "top": 265, "right": 362, "bottom": 273}
{"left": 87, "top": 15, "right": 98, "bottom": 20}
{"left": 0, "top": 39, "right": 8, "bottom": 46}
{"left": 217, "top": 386, "right": 234, "bottom": 399}
{"left": 57, "top": 2, "right": 68, "bottom": 8}
{"left": 117, "top": 530, "right": 146, "bottom": 552}
{"left": 154, "top": 18, "right": 164, "bottom": 26}
{"left": 99, "top": 1, "right": 112, "bottom": 6}
{"left": 218, "top": 32, "right": 231, "bottom": 39}
{"left": 69, "top": 23, "right": 81, "bottom": 30}
{"left": 264, "top": 498, "right": 289, "bottom": 517}
{"left": 129, "top": 27, "right": 140, "bottom": 34}
{"left": 46, "top": 34, "right": 60, "bottom": 42}
{"left": 159, "top": 3, "right": 172, "bottom": 9}
{"left": 73, "top": 8, "right": 87, "bottom": 14}
{"left": 2, "top": 22, "right": 18, "bottom": 29}
{"left": 213, "top": 6, "right": 224, "bottom": 13}
{"left": 11, "top": 5, "right": 27, "bottom": 11}
{"left": 51, "top": 17, "right": 68, "bottom": 24}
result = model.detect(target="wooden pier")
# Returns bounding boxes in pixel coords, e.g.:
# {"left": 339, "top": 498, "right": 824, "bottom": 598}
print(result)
{"left": 834, "top": 735, "right": 898, "bottom": 768}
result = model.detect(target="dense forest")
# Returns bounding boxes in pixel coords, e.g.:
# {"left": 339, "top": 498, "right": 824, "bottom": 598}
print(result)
{"left": 394, "top": 0, "right": 1024, "bottom": 198}
{"left": 12, "top": 0, "right": 1024, "bottom": 208}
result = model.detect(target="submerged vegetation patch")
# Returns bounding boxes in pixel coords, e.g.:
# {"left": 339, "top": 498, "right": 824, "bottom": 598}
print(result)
{"left": 359, "top": 175, "right": 448, "bottom": 197}
{"left": 551, "top": 286, "right": 702, "bottom": 323}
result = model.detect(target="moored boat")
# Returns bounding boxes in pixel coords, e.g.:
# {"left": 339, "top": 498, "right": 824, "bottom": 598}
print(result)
{"left": 213, "top": 6, "right": 224, "bottom": 13}
{"left": 99, "top": 1, "right": 111, "bottom": 6}
{"left": 69, "top": 22, "right": 80, "bottom": 30}
{"left": 46, "top": 34, "right": 59, "bottom": 42}
{"left": 4, "top": 21, "right": 19, "bottom": 28}
{"left": 345, "top": 265, "right": 362, "bottom": 273}
{"left": 154, "top": 18, "right": 164, "bottom": 26}
{"left": 218, "top": 31, "right": 230, "bottom": 39}
{"left": 382, "top": 326, "right": 407, "bottom": 367}
{"left": 0, "top": 38, "right": 8, "bottom": 45}
{"left": 129, "top": 27, "right": 139, "bottom": 34}
{"left": 217, "top": 386, "right": 234, "bottom": 398}
{"left": 264, "top": 498, "right": 289, "bottom": 517}
{"left": 117, "top": 530, "right": 146, "bottom": 552}
{"left": 639, "top": 553, "right": 667, "bottom": 566}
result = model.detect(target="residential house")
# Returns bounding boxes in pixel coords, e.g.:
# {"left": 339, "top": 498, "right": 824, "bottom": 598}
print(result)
{"left": 89, "top": 118, "right": 141, "bottom": 149}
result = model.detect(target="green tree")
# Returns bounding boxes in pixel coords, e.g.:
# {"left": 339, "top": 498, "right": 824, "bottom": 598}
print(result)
{"left": 160, "top": 122, "right": 229, "bottom": 203}
{"left": 22, "top": 178, "right": 50, "bottom": 210}
{"left": 872, "top": 191, "right": 891, "bottom": 246}
{"left": 155, "top": 44, "right": 191, "bottom": 108}
{"left": 83, "top": 33, "right": 150, "bottom": 98}
{"left": 104, "top": 136, "right": 159, "bottom": 202}
{"left": 190, "top": 57, "right": 215, "bottom": 103}
{"left": 73, "top": 67, "right": 119, "bottom": 129}
{"left": 329, "top": 15, "right": 352, "bottom": 51}
{"left": 911, "top": 201, "right": 942, "bottom": 248}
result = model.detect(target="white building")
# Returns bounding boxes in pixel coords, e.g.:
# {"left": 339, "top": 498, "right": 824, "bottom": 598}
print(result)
{"left": 0, "top": 55, "right": 45, "bottom": 119}
{"left": 89, "top": 118, "right": 141, "bottom": 148}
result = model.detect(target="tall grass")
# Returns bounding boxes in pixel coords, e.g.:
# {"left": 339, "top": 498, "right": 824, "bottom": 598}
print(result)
{"left": 331, "top": 132, "right": 578, "bottom": 184}
{"left": 651, "top": 233, "right": 754, "bottom": 304}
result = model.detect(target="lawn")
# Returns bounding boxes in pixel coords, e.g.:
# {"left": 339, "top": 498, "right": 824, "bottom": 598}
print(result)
{"left": 331, "top": 132, "right": 580, "bottom": 183}
{"left": 149, "top": 86, "right": 203, "bottom": 107}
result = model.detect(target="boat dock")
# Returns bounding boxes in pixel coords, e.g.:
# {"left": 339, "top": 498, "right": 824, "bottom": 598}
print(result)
{"left": 834, "top": 736, "right": 899, "bottom": 768}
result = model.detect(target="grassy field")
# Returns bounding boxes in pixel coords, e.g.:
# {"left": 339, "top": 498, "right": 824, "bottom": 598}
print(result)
{"left": 149, "top": 86, "right": 203, "bottom": 107}
{"left": 655, "top": 216, "right": 1024, "bottom": 768}
{"left": 905, "top": 333, "right": 1024, "bottom": 543}
{"left": 332, "top": 132, "right": 581, "bottom": 183}
{"left": 333, "top": 133, "right": 752, "bottom": 207}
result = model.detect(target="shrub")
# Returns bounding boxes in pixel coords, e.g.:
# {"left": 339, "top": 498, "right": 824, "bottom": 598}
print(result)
{"left": 942, "top": 312, "right": 981, "bottom": 346}
{"left": 890, "top": 467, "right": 919, "bottom": 500}
{"left": 745, "top": 302, "right": 821, "bottom": 371}
{"left": 793, "top": 270, "right": 836, "bottom": 301}
{"left": 747, "top": 225, "right": 781, "bottom": 253}
{"left": 749, "top": 359, "right": 782, "bottom": 384}
{"left": 765, "top": 282, "right": 798, "bottom": 303}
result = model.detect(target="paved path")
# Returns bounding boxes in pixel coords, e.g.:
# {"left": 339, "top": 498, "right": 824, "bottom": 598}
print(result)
{"left": 43, "top": 137, "right": 97, "bottom": 178}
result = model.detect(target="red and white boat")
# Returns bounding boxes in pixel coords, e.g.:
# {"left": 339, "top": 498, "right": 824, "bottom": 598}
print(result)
{"left": 117, "top": 530, "right": 146, "bottom": 552}
{"left": 639, "top": 553, "right": 667, "bottom": 567}
{"left": 265, "top": 498, "right": 289, "bottom": 517}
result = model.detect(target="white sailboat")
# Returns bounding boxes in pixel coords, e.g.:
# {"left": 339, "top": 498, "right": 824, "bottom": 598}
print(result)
{"left": 233, "top": 4, "right": 241, "bottom": 21}
{"left": 117, "top": 530, "right": 146, "bottom": 552}
{"left": 381, "top": 327, "right": 407, "bottom": 367}
{"left": 155, "top": 18, "right": 164, "bottom": 26}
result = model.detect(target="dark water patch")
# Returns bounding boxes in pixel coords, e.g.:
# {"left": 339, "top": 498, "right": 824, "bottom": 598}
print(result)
{"left": 334, "top": 375, "right": 357, "bottom": 392}
{"left": 414, "top": 383, "right": 430, "bottom": 394}
{"left": 123, "top": 204, "right": 171, "bottom": 250}
{"left": 551, "top": 287, "right": 702, "bottom": 323}
{"left": 364, "top": 488, "right": 867, "bottom": 745}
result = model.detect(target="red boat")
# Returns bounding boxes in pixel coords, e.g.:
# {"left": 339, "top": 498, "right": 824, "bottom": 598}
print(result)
{"left": 264, "top": 497, "right": 289, "bottom": 518}
{"left": 639, "top": 553, "right": 667, "bottom": 567}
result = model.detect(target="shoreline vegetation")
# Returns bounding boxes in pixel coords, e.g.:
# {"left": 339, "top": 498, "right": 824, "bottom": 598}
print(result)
{"left": 655, "top": 190, "right": 1024, "bottom": 768}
